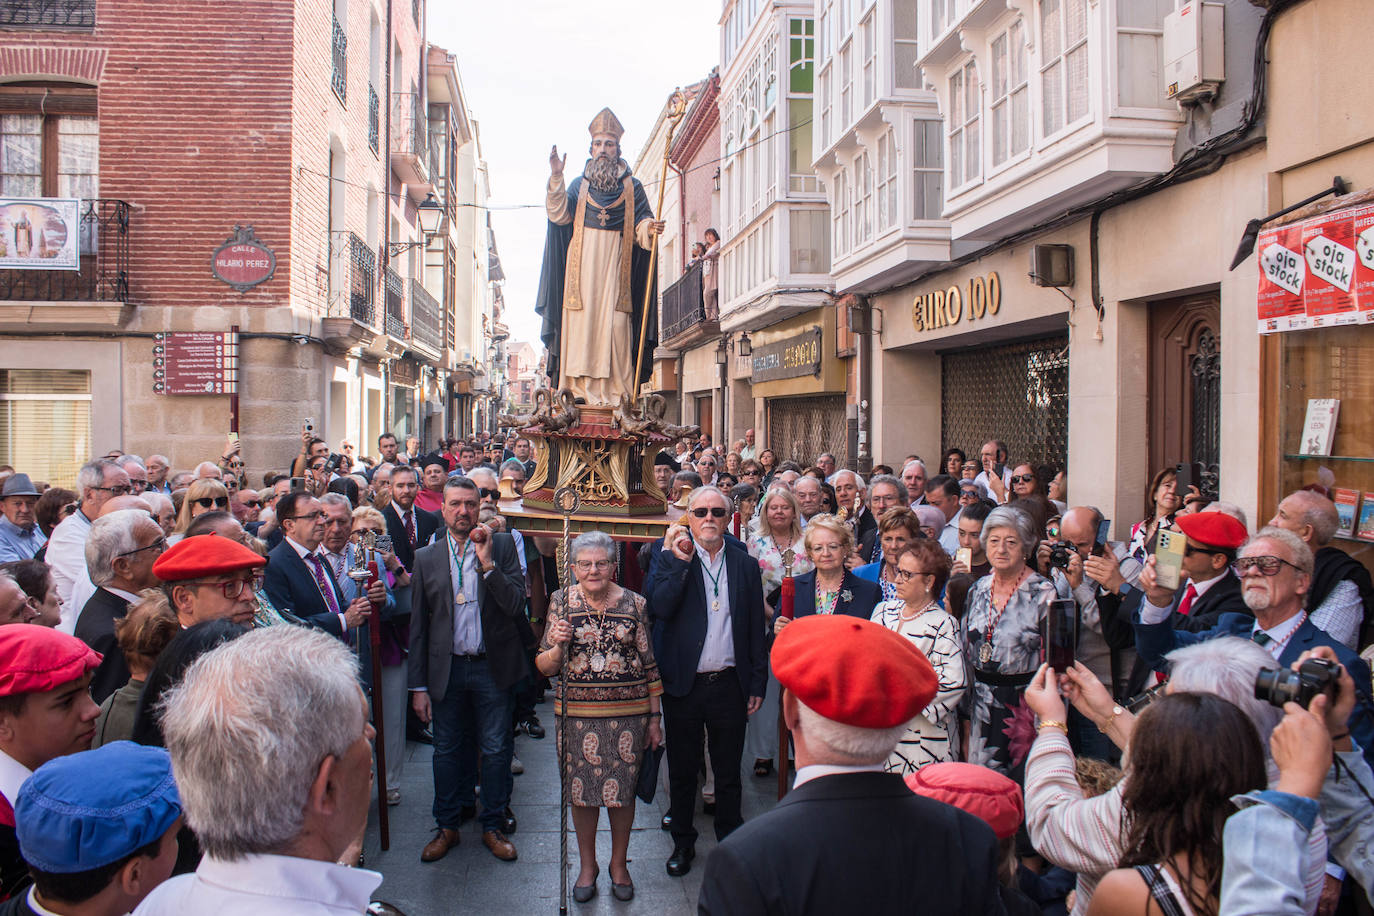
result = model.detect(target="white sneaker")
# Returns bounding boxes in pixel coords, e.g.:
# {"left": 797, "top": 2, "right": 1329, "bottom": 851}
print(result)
{"left": 386, "top": 787, "right": 401, "bottom": 806}
{"left": 511, "top": 755, "right": 524, "bottom": 775}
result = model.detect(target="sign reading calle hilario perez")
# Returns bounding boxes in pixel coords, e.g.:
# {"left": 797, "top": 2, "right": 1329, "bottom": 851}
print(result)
{"left": 211, "top": 225, "right": 276, "bottom": 291}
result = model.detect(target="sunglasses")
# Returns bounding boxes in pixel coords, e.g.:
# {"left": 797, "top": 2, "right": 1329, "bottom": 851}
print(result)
{"left": 1235, "top": 555, "right": 1301, "bottom": 576}
{"left": 478, "top": 488, "right": 500, "bottom": 500}
{"left": 1010, "top": 475, "right": 1035, "bottom": 484}
{"left": 1184, "top": 544, "right": 1225, "bottom": 558}
{"left": 192, "top": 496, "right": 230, "bottom": 510}
{"left": 239, "top": 498, "right": 262, "bottom": 508}
{"left": 690, "top": 507, "right": 729, "bottom": 518}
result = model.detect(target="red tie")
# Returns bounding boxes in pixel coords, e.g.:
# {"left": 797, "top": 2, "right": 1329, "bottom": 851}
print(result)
{"left": 405, "top": 510, "right": 416, "bottom": 546}
{"left": 1177, "top": 582, "right": 1198, "bottom": 617}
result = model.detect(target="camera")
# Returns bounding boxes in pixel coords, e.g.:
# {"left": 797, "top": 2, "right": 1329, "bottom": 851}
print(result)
{"left": 1254, "top": 657, "right": 1341, "bottom": 709}
{"left": 323, "top": 453, "right": 345, "bottom": 475}
{"left": 1047, "top": 542, "right": 1073, "bottom": 569}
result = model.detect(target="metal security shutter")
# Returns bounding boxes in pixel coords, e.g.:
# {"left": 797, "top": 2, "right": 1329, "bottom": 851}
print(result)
{"left": 0, "top": 369, "right": 92, "bottom": 488}
{"left": 941, "top": 335, "right": 1068, "bottom": 469}
{"left": 767, "top": 394, "right": 847, "bottom": 466}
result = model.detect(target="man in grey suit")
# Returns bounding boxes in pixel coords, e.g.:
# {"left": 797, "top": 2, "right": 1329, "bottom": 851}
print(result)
{"left": 409, "top": 476, "right": 527, "bottom": 864}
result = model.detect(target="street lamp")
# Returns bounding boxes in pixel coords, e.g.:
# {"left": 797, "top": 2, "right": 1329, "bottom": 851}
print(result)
{"left": 737, "top": 332, "right": 752, "bottom": 357}
{"left": 715, "top": 337, "right": 728, "bottom": 366}
{"left": 387, "top": 192, "right": 445, "bottom": 256}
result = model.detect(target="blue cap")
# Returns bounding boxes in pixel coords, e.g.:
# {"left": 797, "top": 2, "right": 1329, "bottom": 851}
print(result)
{"left": 15, "top": 741, "right": 180, "bottom": 873}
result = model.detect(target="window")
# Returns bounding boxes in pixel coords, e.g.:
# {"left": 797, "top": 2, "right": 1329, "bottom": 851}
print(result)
{"left": 788, "top": 99, "right": 814, "bottom": 193}
{"left": 819, "top": 70, "right": 832, "bottom": 148}
{"left": 876, "top": 129, "right": 897, "bottom": 229}
{"left": 789, "top": 19, "right": 814, "bottom": 93}
{"left": 931, "top": 0, "right": 956, "bottom": 39}
{"left": 1116, "top": 0, "right": 1172, "bottom": 109}
{"left": 790, "top": 209, "right": 829, "bottom": 273}
{"left": 0, "top": 105, "right": 98, "bottom": 253}
{"left": 0, "top": 369, "right": 91, "bottom": 489}
{"left": 990, "top": 20, "right": 1029, "bottom": 165}
{"left": 860, "top": 13, "right": 876, "bottom": 109}
{"left": 855, "top": 151, "right": 873, "bottom": 244}
{"left": 832, "top": 170, "right": 848, "bottom": 256}
{"left": 1040, "top": 0, "right": 1089, "bottom": 136}
{"left": 893, "top": 0, "right": 920, "bottom": 90}
{"left": 912, "top": 119, "right": 943, "bottom": 220}
{"left": 947, "top": 60, "right": 979, "bottom": 188}
{"left": 840, "top": 43, "right": 853, "bottom": 126}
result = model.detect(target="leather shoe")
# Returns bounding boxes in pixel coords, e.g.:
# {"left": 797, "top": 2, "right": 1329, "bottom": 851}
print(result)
{"left": 502, "top": 806, "right": 518, "bottom": 835}
{"left": 420, "top": 827, "right": 459, "bottom": 863}
{"left": 611, "top": 880, "right": 635, "bottom": 902}
{"left": 483, "top": 830, "right": 518, "bottom": 861}
{"left": 666, "top": 845, "right": 694, "bottom": 877}
{"left": 408, "top": 725, "right": 434, "bottom": 745}
{"left": 522, "top": 715, "right": 546, "bottom": 739}
{"left": 660, "top": 813, "right": 672, "bottom": 831}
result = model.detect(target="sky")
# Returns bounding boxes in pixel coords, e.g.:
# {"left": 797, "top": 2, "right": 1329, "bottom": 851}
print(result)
{"left": 428, "top": 2, "right": 721, "bottom": 353}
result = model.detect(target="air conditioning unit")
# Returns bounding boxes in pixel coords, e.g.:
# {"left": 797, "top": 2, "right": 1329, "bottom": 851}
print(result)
{"left": 1163, "top": 1, "right": 1224, "bottom": 104}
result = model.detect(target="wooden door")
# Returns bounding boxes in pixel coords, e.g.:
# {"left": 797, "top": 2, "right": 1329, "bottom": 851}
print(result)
{"left": 1148, "top": 294, "right": 1221, "bottom": 499}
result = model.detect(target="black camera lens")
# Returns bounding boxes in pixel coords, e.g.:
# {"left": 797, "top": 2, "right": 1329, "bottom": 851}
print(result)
{"left": 1254, "top": 658, "right": 1340, "bottom": 709}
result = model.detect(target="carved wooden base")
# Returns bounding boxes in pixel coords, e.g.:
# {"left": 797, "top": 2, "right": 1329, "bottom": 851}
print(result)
{"left": 520, "top": 405, "right": 670, "bottom": 517}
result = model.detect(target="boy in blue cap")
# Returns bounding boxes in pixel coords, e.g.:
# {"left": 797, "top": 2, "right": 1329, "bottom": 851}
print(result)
{"left": 2, "top": 741, "right": 181, "bottom": 916}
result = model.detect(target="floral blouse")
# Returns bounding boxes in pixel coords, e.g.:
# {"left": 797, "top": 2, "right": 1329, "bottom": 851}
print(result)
{"left": 748, "top": 531, "right": 813, "bottom": 617}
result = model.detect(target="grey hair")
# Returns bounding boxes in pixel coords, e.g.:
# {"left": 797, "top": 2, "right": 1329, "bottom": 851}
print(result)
{"left": 868, "top": 474, "right": 909, "bottom": 505}
{"left": 570, "top": 530, "right": 616, "bottom": 564}
{"left": 829, "top": 469, "right": 865, "bottom": 491}
{"left": 85, "top": 509, "right": 152, "bottom": 587}
{"left": 76, "top": 458, "right": 117, "bottom": 494}
{"left": 467, "top": 466, "right": 497, "bottom": 488}
{"left": 1166, "top": 636, "right": 1284, "bottom": 758}
{"left": 158, "top": 626, "right": 365, "bottom": 861}
{"left": 1286, "top": 491, "right": 1339, "bottom": 546}
{"left": 499, "top": 458, "right": 526, "bottom": 477}
{"left": 901, "top": 459, "right": 927, "bottom": 477}
{"left": 116, "top": 455, "right": 146, "bottom": 471}
{"left": 318, "top": 492, "right": 352, "bottom": 512}
{"left": 1245, "top": 526, "right": 1315, "bottom": 576}
{"left": 1201, "top": 501, "right": 1249, "bottom": 532}
{"left": 794, "top": 700, "right": 910, "bottom": 765}
{"left": 980, "top": 505, "right": 1037, "bottom": 558}
{"left": 687, "top": 485, "right": 730, "bottom": 509}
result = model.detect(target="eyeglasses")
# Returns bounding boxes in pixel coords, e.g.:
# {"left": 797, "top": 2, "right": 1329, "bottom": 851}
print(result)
{"left": 189, "top": 575, "right": 264, "bottom": 599}
{"left": 1010, "top": 475, "right": 1035, "bottom": 485}
{"left": 574, "top": 560, "right": 612, "bottom": 572}
{"left": 117, "top": 536, "right": 167, "bottom": 558}
{"left": 239, "top": 498, "right": 261, "bottom": 508}
{"left": 192, "top": 497, "right": 230, "bottom": 510}
{"left": 1235, "top": 555, "right": 1302, "bottom": 576}
{"left": 478, "top": 488, "right": 500, "bottom": 500}
{"left": 127, "top": 480, "right": 149, "bottom": 493}
{"left": 287, "top": 511, "right": 326, "bottom": 521}
{"left": 93, "top": 484, "right": 133, "bottom": 496}
{"left": 893, "top": 568, "right": 928, "bottom": 582}
{"left": 690, "top": 507, "right": 728, "bottom": 518}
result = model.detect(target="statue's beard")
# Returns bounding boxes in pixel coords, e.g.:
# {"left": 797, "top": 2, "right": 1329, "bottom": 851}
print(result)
{"left": 585, "top": 155, "right": 624, "bottom": 192}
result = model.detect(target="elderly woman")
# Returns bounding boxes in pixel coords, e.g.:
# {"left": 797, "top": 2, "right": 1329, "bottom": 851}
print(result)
{"left": 962, "top": 505, "right": 1054, "bottom": 782}
{"left": 772, "top": 514, "right": 882, "bottom": 630}
{"left": 168, "top": 478, "right": 230, "bottom": 542}
{"left": 872, "top": 540, "right": 966, "bottom": 773}
{"left": 853, "top": 507, "right": 923, "bottom": 602}
{"left": 744, "top": 486, "right": 812, "bottom": 777}
{"left": 536, "top": 531, "right": 662, "bottom": 902}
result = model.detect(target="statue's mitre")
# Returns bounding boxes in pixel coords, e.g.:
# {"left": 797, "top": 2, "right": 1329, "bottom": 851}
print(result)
{"left": 588, "top": 107, "right": 625, "bottom": 141}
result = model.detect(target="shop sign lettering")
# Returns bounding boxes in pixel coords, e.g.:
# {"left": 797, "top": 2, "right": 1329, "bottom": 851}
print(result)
{"left": 911, "top": 271, "right": 1001, "bottom": 332}
{"left": 751, "top": 326, "right": 823, "bottom": 382}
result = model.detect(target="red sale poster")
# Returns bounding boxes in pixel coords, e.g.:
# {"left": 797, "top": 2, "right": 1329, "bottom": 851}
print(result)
{"left": 1256, "top": 222, "right": 1307, "bottom": 333}
{"left": 1302, "top": 210, "right": 1359, "bottom": 327}
{"left": 1351, "top": 203, "right": 1374, "bottom": 323}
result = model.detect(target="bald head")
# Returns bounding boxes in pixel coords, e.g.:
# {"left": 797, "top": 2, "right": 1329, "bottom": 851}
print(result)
{"left": 98, "top": 494, "right": 153, "bottom": 518}
{"left": 1269, "top": 490, "right": 1339, "bottom": 547}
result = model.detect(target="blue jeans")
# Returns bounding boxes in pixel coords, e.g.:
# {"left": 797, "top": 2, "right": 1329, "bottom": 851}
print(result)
{"left": 431, "top": 655, "right": 515, "bottom": 833}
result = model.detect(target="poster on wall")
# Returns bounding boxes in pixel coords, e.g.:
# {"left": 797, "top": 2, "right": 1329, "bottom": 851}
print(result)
{"left": 0, "top": 198, "right": 81, "bottom": 270}
{"left": 1256, "top": 223, "right": 1307, "bottom": 333}
{"left": 1302, "top": 210, "right": 1359, "bottom": 327}
{"left": 1351, "top": 203, "right": 1374, "bottom": 323}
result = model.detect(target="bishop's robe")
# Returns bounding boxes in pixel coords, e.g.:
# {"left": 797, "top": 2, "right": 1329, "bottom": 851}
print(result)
{"left": 535, "top": 164, "right": 658, "bottom": 406}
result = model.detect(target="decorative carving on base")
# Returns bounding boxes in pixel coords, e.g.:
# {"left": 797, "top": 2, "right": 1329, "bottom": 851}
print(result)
{"left": 518, "top": 403, "right": 670, "bottom": 517}
{"left": 497, "top": 387, "right": 581, "bottom": 434}
{"left": 610, "top": 392, "right": 701, "bottom": 442}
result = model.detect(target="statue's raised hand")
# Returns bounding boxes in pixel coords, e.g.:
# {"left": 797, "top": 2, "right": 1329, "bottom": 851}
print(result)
{"left": 550, "top": 145, "right": 566, "bottom": 178}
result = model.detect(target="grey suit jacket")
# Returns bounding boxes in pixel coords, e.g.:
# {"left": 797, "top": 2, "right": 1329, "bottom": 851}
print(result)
{"left": 407, "top": 529, "right": 527, "bottom": 697}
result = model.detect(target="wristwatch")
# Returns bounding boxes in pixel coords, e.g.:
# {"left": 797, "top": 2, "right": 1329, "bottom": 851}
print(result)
{"left": 1117, "top": 581, "right": 1135, "bottom": 599}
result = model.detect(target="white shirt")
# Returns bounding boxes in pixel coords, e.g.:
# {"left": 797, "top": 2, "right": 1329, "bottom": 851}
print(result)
{"left": 1252, "top": 611, "right": 1308, "bottom": 660}
{"left": 46, "top": 510, "right": 93, "bottom": 633}
{"left": 695, "top": 542, "right": 735, "bottom": 673}
{"left": 938, "top": 509, "right": 962, "bottom": 555}
{"left": 973, "top": 467, "right": 1014, "bottom": 501}
{"left": 133, "top": 852, "right": 382, "bottom": 916}
{"left": 1140, "top": 570, "right": 1231, "bottom": 624}
{"left": 23, "top": 887, "right": 66, "bottom": 916}
{"left": 793, "top": 762, "right": 884, "bottom": 789}
{"left": 0, "top": 748, "right": 32, "bottom": 809}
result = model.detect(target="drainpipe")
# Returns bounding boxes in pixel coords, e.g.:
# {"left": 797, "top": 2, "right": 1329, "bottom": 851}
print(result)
{"left": 856, "top": 295, "right": 873, "bottom": 475}
{"left": 381, "top": 0, "right": 394, "bottom": 433}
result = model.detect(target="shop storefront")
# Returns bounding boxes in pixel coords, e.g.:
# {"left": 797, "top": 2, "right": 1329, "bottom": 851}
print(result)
{"left": 747, "top": 307, "right": 849, "bottom": 466}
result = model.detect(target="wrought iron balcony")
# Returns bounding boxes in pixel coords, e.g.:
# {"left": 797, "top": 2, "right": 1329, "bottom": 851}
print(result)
{"left": 330, "top": 11, "right": 347, "bottom": 104}
{"left": 408, "top": 278, "right": 443, "bottom": 355}
{"left": 368, "top": 83, "right": 379, "bottom": 153}
{"left": 0, "top": 0, "right": 95, "bottom": 29}
{"left": 383, "top": 266, "right": 405, "bottom": 339}
{"left": 0, "top": 199, "right": 129, "bottom": 302}
{"left": 327, "top": 231, "right": 374, "bottom": 326}
{"left": 661, "top": 260, "right": 715, "bottom": 345}
{"left": 390, "top": 91, "right": 429, "bottom": 185}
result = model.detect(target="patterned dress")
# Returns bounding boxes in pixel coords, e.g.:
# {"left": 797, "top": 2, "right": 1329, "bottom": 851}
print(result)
{"left": 744, "top": 531, "right": 813, "bottom": 764}
{"left": 541, "top": 585, "right": 662, "bottom": 808}
{"left": 962, "top": 570, "right": 1056, "bottom": 782}
{"left": 871, "top": 600, "right": 967, "bottom": 773}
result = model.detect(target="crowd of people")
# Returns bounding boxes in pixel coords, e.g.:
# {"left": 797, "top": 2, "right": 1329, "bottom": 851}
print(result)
{"left": 0, "top": 426, "right": 1371, "bottom": 915}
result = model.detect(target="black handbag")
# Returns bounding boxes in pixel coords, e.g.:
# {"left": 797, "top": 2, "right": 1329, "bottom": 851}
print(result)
{"left": 635, "top": 744, "right": 665, "bottom": 804}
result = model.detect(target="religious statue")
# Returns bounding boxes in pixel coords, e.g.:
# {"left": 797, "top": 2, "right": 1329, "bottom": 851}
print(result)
{"left": 535, "top": 108, "right": 663, "bottom": 407}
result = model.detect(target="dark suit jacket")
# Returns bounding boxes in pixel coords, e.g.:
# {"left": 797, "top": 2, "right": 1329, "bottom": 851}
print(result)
{"left": 407, "top": 531, "right": 527, "bottom": 695}
{"left": 262, "top": 541, "right": 348, "bottom": 638}
{"left": 698, "top": 771, "right": 1004, "bottom": 916}
{"left": 1120, "top": 568, "right": 1248, "bottom": 633}
{"left": 772, "top": 569, "right": 882, "bottom": 621}
{"left": 74, "top": 587, "right": 131, "bottom": 704}
{"left": 384, "top": 501, "right": 441, "bottom": 575}
{"left": 646, "top": 539, "right": 767, "bottom": 700}
{"left": 1134, "top": 610, "right": 1374, "bottom": 769}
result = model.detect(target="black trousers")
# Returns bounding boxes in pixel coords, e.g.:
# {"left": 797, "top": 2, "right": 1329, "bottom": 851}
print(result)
{"left": 663, "top": 669, "right": 747, "bottom": 847}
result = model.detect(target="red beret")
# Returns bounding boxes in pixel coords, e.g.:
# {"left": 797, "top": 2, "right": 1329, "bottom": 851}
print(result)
{"left": 0, "top": 625, "right": 101, "bottom": 697}
{"left": 905, "top": 762, "right": 1024, "bottom": 839}
{"left": 772, "top": 615, "right": 937, "bottom": 729}
{"left": 1177, "top": 511, "right": 1247, "bottom": 550}
{"left": 152, "top": 533, "right": 266, "bottom": 582}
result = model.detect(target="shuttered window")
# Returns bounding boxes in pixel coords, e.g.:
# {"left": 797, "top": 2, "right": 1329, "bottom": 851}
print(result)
{"left": 0, "top": 369, "right": 92, "bottom": 488}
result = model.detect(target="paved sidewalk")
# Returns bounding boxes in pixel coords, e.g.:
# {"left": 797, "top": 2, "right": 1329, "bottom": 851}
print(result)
{"left": 362, "top": 706, "right": 785, "bottom": 914}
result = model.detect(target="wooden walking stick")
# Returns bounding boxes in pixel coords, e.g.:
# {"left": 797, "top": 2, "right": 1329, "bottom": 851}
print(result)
{"left": 633, "top": 89, "right": 689, "bottom": 401}
{"left": 348, "top": 531, "right": 389, "bottom": 849}
{"left": 553, "top": 487, "right": 581, "bottom": 916}
{"left": 775, "top": 550, "right": 796, "bottom": 801}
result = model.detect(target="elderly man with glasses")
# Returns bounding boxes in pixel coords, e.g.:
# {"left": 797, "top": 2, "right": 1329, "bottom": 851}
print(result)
{"left": 154, "top": 530, "right": 268, "bottom": 630}
{"left": 45, "top": 459, "right": 132, "bottom": 615}
{"left": 73, "top": 508, "right": 165, "bottom": 703}
{"left": 263, "top": 492, "right": 371, "bottom": 639}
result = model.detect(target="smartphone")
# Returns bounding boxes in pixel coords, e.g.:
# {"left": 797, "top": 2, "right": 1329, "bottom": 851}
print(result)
{"left": 1044, "top": 597, "right": 1078, "bottom": 673}
{"left": 228, "top": 431, "right": 239, "bottom": 444}
{"left": 1153, "top": 528, "right": 1186, "bottom": 590}
{"left": 290, "top": 476, "right": 305, "bottom": 491}
{"left": 1095, "top": 518, "right": 1112, "bottom": 551}
{"left": 956, "top": 547, "right": 973, "bottom": 570}
{"left": 304, "top": 417, "right": 314, "bottom": 432}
